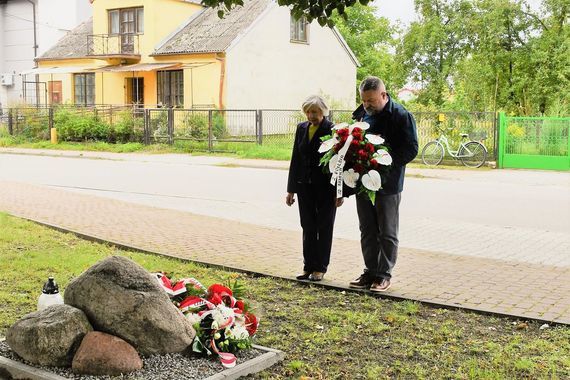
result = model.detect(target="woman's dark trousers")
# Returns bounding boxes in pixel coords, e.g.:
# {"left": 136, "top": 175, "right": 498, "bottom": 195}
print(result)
{"left": 297, "top": 183, "right": 336, "bottom": 273}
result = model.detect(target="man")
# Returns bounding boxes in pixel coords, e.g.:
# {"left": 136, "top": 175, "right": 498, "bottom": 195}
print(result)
{"left": 349, "top": 76, "right": 418, "bottom": 292}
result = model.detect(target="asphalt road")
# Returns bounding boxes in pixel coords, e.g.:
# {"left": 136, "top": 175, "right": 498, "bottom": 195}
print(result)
{"left": 1, "top": 150, "right": 569, "bottom": 266}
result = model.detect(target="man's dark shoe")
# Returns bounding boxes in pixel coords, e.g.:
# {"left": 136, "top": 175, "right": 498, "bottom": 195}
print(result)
{"left": 349, "top": 274, "right": 372, "bottom": 289}
{"left": 296, "top": 271, "right": 311, "bottom": 280}
{"left": 370, "top": 278, "right": 391, "bottom": 292}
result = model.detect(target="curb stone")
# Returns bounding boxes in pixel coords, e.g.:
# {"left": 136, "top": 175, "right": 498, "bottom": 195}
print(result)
{"left": 0, "top": 355, "right": 68, "bottom": 380}
{"left": 204, "top": 345, "right": 285, "bottom": 380}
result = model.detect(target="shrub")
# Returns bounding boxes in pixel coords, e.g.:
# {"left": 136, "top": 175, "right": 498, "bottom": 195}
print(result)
{"left": 184, "top": 112, "right": 208, "bottom": 139}
{"left": 212, "top": 111, "right": 228, "bottom": 139}
{"left": 54, "top": 108, "right": 110, "bottom": 142}
{"left": 150, "top": 110, "right": 168, "bottom": 140}
{"left": 10, "top": 108, "right": 49, "bottom": 140}
{"left": 110, "top": 110, "right": 144, "bottom": 143}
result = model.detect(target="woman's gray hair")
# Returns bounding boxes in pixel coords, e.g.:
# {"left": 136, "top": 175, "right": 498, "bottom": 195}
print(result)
{"left": 301, "top": 95, "right": 330, "bottom": 117}
{"left": 359, "top": 76, "right": 385, "bottom": 93}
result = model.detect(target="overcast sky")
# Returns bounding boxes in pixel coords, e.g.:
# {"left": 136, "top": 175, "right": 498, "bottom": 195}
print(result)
{"left": 373, "top": 0, "right": 544, "bottom": 26}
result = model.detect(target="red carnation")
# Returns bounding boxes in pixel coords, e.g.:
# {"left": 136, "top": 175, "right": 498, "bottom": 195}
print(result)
{"left": 244, "top": 312, "right": 258, "bottom": 336}
{"left": 350, "top": 139, "right": 360, "bottom": 147}
{"left": 337, "top": 129, "right": 349, "bottom": 138}
{"left": 235, "top": 300, "right": 245, "bottom": 311}
{"left": 366, "top": 143, "right": 375, "bottom": 152}
{"left": 358, "top": 149, "right": 368, "bottom": 159}
{"left": 371, "top": 159, "right": 379, "bottom": 168}
{"left": 352, "top": 127, "right": 362, "bottom": 134}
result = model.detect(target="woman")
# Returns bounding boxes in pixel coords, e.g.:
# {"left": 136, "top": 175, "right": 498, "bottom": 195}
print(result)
{"left": 286, "top": 95, "right": 343, "bottom": 282}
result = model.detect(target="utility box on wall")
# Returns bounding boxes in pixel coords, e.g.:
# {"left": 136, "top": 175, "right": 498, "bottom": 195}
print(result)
{"left": 1, "top": 74, "right": 14, "bottom": 86}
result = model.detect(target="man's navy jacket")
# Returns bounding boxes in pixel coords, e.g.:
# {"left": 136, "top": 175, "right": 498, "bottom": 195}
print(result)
{"left": 352, "top": 96, "right": 418, "bottom": 195}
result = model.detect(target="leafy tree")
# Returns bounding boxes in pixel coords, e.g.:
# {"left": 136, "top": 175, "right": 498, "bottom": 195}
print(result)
{"left": 519, "top": 0, "right": 569, "bottom": 115}
{"left": 332, "top": 3, "right": 402, "bottom": 97}
{"left": 396, "top": 0, "right": 474, "bottom": 106}
{"left": 204, "top": 0, "right": 372, "bottom": 26}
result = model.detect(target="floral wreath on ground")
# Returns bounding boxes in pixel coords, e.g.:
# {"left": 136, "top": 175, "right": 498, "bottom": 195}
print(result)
{"left": 153, "top": 273, "right": 258, "bottom": 368}
{"left": 319, "top": 121, "right": 392, "bottom": 204}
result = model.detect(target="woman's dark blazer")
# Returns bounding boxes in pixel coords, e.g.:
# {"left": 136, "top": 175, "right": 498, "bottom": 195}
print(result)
{"left": 287, "top": 118, "right": 334, "bottom": 193}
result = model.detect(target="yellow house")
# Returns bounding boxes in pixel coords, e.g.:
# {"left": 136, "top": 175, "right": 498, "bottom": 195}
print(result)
{"left": 29, "top": 0, "right": 358, "bottom": 109}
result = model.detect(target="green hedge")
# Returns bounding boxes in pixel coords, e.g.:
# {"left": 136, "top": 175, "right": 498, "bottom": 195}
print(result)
{"left": 54, "top": 109, "right": 143, "bottom": 143}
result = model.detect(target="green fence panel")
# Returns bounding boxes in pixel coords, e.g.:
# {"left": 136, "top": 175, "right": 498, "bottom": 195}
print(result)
{"left": 499, "top": 113, "right": 570, "bottom": 170}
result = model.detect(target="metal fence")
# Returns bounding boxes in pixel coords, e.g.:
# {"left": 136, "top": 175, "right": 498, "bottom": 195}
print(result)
{"left": 414, "top": 112, "right": 497, "bottom": 160}
{"left": 498, "top": 113, "right": 570, "bottom": 170}
{"left": 0, "top": 105, "right": 498, "bottom": 160}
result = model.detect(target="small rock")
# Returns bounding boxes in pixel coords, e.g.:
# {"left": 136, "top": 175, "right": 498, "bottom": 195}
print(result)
{"left": 6, "top": 304, "right": 92, "bottom": 367}
{"left": 539, "top": 323, "right": 550, "bottom": 330}
{"left": 72, "top": 331, "right": 143, "bottom": 376}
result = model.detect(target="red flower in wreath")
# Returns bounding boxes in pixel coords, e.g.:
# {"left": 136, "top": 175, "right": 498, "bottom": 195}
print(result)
{"left": 208, "top": 284, "right": 233, "bottom": 297}
{"left": 244, "top": 312, "right": 258, "bottom": 336}
{"left": 208, "top": 293, "right": 223, "bottom": 305}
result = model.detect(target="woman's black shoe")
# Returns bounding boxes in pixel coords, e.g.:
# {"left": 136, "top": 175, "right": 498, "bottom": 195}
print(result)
{"left": 296, "top": 271, "right": 311, "bottom": 280}
{"left": 309, "top": 272, "right": 324, "bottom": 281}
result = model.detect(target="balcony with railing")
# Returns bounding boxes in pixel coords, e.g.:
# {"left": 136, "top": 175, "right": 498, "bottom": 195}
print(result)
{"left": 87, "top": 34, "right": 141, "bottom": 60}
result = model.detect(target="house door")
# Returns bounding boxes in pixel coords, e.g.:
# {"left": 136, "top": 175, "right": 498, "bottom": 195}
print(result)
{"left": 120, "top": 9, "right": 135, "bottom": 54}
{"left": 48, "top": 81, "right": 62, "bottom": 104}
{"left": 126, "top": 77, "right": 144, "bottom": 105}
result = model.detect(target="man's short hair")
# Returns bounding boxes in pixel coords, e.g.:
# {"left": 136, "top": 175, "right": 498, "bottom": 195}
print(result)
{"left": 359, "top": 76, "right": 385, "bottom": 93}
{"left": 301, "top": 95, "right": 330, "bottom": 117}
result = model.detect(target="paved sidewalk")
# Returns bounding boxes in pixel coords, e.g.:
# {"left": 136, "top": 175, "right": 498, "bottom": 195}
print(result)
{"left": 1, "top": 180, "right": 569, "bottom": 324}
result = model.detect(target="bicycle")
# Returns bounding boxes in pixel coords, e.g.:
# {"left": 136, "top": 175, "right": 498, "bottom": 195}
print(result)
{"left": 421, "top": 130, "right": 487, "bottom": 168}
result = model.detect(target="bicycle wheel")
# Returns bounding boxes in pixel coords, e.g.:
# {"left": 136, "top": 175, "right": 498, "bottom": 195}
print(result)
{"left": 459, "top": 141, "right": 487, "bottom": 168}
{"left": 421, "top": 141, "right": 444, "bottom": 166}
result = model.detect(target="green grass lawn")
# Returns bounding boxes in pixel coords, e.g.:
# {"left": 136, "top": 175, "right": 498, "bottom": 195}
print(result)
{"left": 0, "top": 213, "right": 568, "bottom": 379}
{"left": 0, "top": 132, "right": 294, "bottom": 161}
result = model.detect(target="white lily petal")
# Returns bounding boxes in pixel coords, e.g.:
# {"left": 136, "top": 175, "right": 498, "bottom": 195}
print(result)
{"left": 328, "top": 154, "right": 339, "bottom": 173}
{"left": 333, "top": 122, "right": 349, "bottom": 130}
{"left": 374, "top": 149, "right": 393, "bottom": 165}
{"left": 318, "top": 137, "right": 337, "bottom": 153}
{"left": 342, "top": 169, "right": 359, "bottom": 188}
{"left": 349, "top": 121, "right": 370, "bottom": 131}
{"left": 362, "top": 170, "right": 382, "bottom": 191}
{"left": 366, "top": 134, "right": 385, "bottom": 145}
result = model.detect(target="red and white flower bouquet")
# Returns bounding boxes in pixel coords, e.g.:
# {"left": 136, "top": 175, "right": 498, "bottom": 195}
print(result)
{"left": 155, "top": 273, "right": 258, "bottom": 368}
{"left": 319, "top": 121, "right": 392, "bottom": 204}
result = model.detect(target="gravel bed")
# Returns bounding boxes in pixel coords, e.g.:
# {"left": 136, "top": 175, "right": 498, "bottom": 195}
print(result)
{"left": 0, "top": 340, "right": 264, "bottom": 379}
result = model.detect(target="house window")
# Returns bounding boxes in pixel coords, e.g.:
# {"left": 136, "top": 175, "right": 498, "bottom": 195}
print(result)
{"left": 157, "top": 70, "right": 184, "bottom": 107}
{"left": 74, "top": 73, "right": 95, "bottom": 106}
{"left": 290, "top": 15, "right": 308, "bottom": 43}
{"left": 109, "top": 7, "right": 144, "bottom": 35}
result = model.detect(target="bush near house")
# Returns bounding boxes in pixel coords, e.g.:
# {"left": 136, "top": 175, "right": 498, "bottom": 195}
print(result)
{"left": 180, "top": 111, "right": 228, "bottom": 140}
{"left": 54, "top": 108, "right": 142, "bottom": 143}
